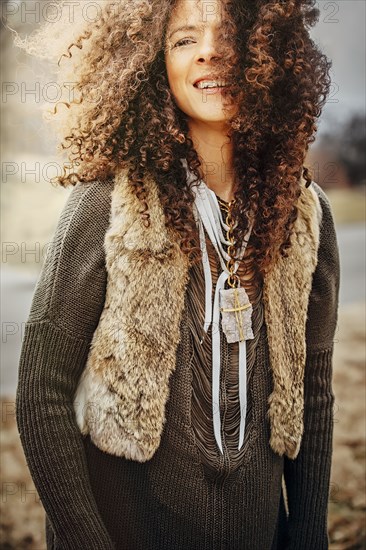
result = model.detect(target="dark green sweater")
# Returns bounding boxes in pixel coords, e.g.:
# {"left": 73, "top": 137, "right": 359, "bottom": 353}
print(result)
{"left": 16, "top": 178, "right": 340, "bottom": 549}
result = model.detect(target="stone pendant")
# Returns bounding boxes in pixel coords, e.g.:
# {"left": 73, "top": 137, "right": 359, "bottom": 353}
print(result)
{"left": 219, "top": 287, "right": 254, "bottom": 343}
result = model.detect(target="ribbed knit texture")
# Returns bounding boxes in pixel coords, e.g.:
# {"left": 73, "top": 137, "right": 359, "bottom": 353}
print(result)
{"left": 16, "top": 178, "right": 339, "bottom": 550}
{"left": 16, "top": 180, "right": 115, "bottom": 549}
{"left": 17, "top": 322, "right": 115, "bottom": 549}
{"left": 284, "top": 348, "right": 335, "bottom": 550}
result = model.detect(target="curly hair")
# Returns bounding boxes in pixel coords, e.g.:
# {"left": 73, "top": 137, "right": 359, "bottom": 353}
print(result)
{"left": 13, "top": 0, "right": 332, "bottom": 273}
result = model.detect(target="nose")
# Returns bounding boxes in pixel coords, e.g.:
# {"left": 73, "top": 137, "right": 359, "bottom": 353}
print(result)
{"left": 195, "top": 30, "right": 221, "bottom": 64}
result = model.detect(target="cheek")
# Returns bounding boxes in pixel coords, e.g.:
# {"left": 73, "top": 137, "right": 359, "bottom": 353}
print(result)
{"left": 166, "top": 51, "right": 190, "bottom": 83}
{"left": 165, "top": 53, "right": 175, "bottom": 81}
{"left": 165, "top": 62, "right": 184, "bottom": 100}
{"left": 165, "top": 66, "right": 176, "bottom": 94}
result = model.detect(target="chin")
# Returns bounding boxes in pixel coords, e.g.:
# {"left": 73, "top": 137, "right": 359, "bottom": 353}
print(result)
{"left": 194, "top": 115, "right": 232, "bottom": 126}
{"left": 189, "top": 104, "right": 236, "bottom": 123}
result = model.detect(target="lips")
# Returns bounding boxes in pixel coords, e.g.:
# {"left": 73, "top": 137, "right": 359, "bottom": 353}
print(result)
{"left": 193, "top": 75, "right": 224, "bottom": 87}
{"left": 195, "top": 80, "right": 228, "bottom": 90}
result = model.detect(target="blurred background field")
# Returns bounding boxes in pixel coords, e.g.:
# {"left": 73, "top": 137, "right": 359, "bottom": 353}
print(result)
{"left": 1, "top": 0, "right": 365, "bottom": 548}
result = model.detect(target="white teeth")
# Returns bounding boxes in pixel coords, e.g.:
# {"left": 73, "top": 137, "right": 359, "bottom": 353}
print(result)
{"left": 195, "top": 80, "right": 228, "bottom": 89}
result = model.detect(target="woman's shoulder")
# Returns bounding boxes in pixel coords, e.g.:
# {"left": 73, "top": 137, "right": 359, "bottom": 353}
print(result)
{"left": 46, "top": 177, "right": 116, "bottom": 268}
{"left": 62, "top": 178, "right": 115, "bottom": 229}
{"left": 27, "top": 178, "right": 115, "bottom": 336}
{"left": 308, "top": 180, "right": 335, "bottom": 230}
{"left": 307, "top": 179, "right": 339, "bottom": 267}
{"left": 305, "top": 180, "right": 340, "bottom": 349}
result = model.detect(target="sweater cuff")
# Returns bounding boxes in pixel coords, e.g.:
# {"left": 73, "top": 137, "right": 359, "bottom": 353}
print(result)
{"left": 16, "top": 321, "right": 115, "bottom": 549}
{"left": 283, "top": 347, "right": 334, "bottom": 550}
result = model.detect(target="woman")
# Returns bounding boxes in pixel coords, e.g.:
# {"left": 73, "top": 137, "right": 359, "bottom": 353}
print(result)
{"left": 15, "top": 0, "right": 340, "bottom": 548}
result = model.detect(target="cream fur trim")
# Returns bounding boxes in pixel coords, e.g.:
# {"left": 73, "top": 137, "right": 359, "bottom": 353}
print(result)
{"left": 74, "top": 167, "right": 190, "bottom": 461}
{"left": 263, "top": 181, "right": 321, "bottom": 459}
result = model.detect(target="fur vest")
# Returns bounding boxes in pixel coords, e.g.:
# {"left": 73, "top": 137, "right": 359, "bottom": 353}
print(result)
{"left": 73, "top": 166, "right": 321, "bottom": 462}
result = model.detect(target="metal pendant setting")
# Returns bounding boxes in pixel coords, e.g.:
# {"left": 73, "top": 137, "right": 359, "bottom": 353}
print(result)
{"left": 220, "top": 286, "right": 254, "bottom": 343}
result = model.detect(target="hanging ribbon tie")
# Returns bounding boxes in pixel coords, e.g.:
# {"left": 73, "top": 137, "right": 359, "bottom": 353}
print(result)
{"left": 181, "top": 159, "right": 254, "bottom": 454}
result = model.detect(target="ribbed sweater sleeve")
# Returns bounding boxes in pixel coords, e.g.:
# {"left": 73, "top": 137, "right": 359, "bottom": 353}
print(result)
{"left": 15, "top": 179, "right": 116, "bottom": 549}
{"left": 283, "top": 183, "right": 340, "bottom": 550}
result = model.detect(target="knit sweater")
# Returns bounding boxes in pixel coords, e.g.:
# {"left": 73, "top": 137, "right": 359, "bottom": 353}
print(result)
{"left": 16, "top": 177, "right": 340, "bottom": 550}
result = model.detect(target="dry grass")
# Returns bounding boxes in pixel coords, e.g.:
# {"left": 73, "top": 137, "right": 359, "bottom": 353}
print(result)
{"left": 326, "top": 188, "right": 366, "bottom": 225}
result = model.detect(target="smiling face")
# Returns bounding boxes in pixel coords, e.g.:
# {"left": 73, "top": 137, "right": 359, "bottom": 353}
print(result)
{"left": 164, "top": 0, "right": 237, "bottom": 129}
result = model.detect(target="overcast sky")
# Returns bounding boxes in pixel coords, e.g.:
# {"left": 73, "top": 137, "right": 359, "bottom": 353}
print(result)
{"left": 310, "top": 0, "right": 366, "bottom": 134}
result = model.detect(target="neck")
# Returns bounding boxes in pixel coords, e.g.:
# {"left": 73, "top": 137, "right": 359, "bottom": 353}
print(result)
{"left": 188, "top": 120, "right": 235, "bottom": 203}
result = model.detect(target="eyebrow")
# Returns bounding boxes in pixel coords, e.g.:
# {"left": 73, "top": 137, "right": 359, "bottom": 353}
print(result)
{"left": 167, "top": 24, "right": 205, "bottom": 40}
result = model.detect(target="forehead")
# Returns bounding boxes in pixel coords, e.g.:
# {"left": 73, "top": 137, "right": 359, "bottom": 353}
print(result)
{"left": 167, "top": 0, "right": 226, "bottom": 27}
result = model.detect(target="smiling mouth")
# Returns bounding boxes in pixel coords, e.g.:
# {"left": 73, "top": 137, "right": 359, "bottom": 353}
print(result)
{"left": 193, "top": 80, "right": 228, "bottom": 90}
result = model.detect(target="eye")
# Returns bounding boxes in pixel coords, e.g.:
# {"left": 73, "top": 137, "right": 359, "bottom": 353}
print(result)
{"left": 173, "top": 37, "right": 196, "bottom": 48}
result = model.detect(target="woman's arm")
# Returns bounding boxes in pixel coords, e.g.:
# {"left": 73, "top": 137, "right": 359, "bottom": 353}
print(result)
{"left": 15, "top": 179, "right": 116, "bottom": 549}
{"left": 283, "top": 183, "right": 340, "bottom": 549}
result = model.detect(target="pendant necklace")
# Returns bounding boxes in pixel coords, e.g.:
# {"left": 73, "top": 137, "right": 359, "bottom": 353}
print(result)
{"left": 180, "top": 156, "right": 254, "bottom": 454}
{"left": 215, "top": 195, "right": 254, "bottom": 345}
